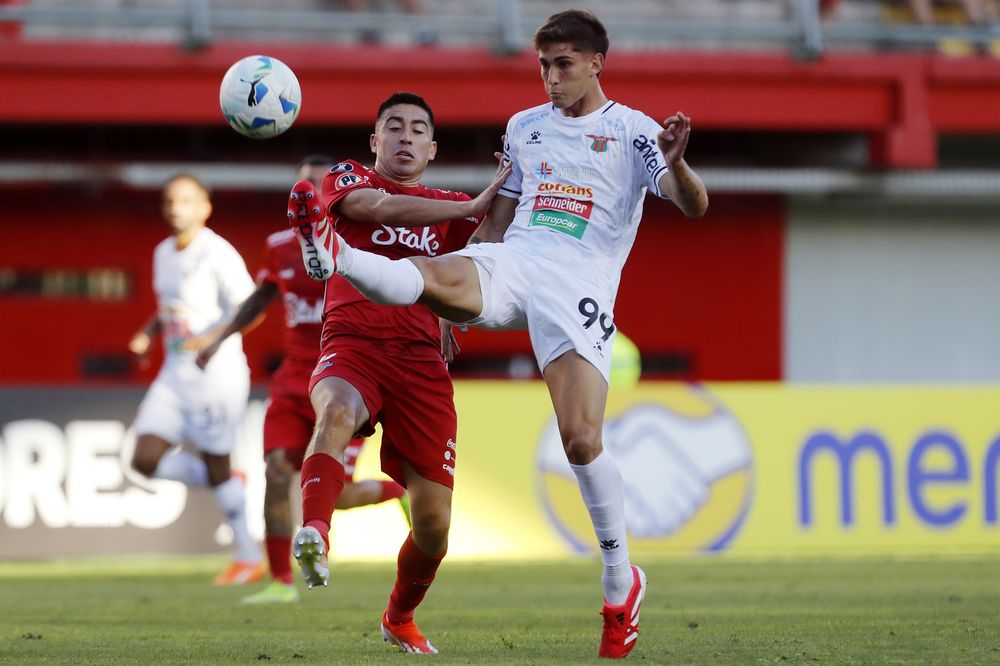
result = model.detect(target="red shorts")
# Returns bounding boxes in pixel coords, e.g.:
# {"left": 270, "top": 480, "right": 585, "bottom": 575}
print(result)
{"left": 265, "top": 357, "right": 362, "bottom": 477}
{"left": 309, "top": 337, "right": 457, "bottom": 489}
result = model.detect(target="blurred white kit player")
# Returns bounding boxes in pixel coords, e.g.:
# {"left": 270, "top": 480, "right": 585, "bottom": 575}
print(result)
{"left": 134, "top": 229, "right": 253, "bottom": 452}
{"left": 129, "top": 174, "right": 263, "bottom": 585}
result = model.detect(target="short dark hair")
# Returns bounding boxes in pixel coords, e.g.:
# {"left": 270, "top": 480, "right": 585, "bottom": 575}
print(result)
{"left": 164, "top": 172, "right": 210, "bottom": 198}
{"left": 375, "top": 91, "right": 434, "bottom": 129}
{"left": 297, "top": 154, "right": 334, "bottom": 169}
{"left": 533, "top": 9, "right": 609, "bottom": 57}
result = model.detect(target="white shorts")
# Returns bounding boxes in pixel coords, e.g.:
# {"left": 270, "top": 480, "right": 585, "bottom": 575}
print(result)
{"left": 133, "top": 357, "right": 250, "bottom": 456}
{"left": 453, "top": 243, "right": 617, "bottom": 383}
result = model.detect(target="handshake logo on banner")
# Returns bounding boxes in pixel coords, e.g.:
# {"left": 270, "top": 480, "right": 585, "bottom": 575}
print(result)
{"left": 535, "top": 388, "right": 754, "bottom": 555}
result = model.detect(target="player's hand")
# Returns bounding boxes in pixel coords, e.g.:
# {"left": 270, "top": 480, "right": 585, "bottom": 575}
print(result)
{"left": 440, "top": 319, "right": 466, "bottom": 363}
{"left": 467, "top": 161, "right": 512, "bottom": 221}
{"left": 657, "top": 112, "right": 692, "bottom": 165}
{"left": 195, "top": 338, "right": 221, "bottom": 370}
{"left": 127, "top": 332, "right": 152, "bottom": 371}
{"left": 128, "top": 332, "right": 151, "bottom": 357}
{"left": 495, "top": 134, "right": 509, "bottom": 169}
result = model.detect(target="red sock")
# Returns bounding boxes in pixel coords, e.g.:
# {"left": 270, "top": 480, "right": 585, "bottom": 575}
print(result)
{"left": 265, "top": 534, "right": 294, "bottom": 585}
{"left": 300, "top": 453, "right": 345, "bottom": 549}
{"left": 386, "top": 532, "right": 445, "bottom": 625}
{"left": 379, "top": 480, "right": 405, "bottom": 502}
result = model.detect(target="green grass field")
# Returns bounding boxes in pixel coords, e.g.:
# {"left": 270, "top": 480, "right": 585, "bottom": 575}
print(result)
{"left": 2, "top": 555, "right": 998, "bottom": 664}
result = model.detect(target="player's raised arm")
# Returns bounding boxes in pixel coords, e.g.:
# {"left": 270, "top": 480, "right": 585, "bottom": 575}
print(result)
{"left": 195, "top": 281, "right": 277, "bottom": 369}
{"left": 656, "top": 112, "right": 709, "bottom": 218}
{"left": 468, "top": 144, "right": 518, "bottom": 244}
{"left": 469, "top": 193, "right": 517, "bottom": 244}
{"left": 333, "top": 164, "right": 511, "bottom": 228}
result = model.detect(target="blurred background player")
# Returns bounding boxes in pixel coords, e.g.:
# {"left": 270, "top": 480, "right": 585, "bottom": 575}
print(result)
{"left": 287, "top": 91, "right": 507, "bottom": 654}
{"left": 196, "top": 155, "right": 409, "bottom": 604}
{"left": 127, "top": 174, "right": 263, "bottom": 585}
{"left": 289, "top": 10, "right": 708, "bottom": 658}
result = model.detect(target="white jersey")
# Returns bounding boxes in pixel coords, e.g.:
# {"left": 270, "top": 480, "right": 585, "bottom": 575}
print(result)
{"left": 152, "top": 227, "right": 254, "bottom": 369}
{"left": 499, "top": 100, "right": 670, "bottom": 303}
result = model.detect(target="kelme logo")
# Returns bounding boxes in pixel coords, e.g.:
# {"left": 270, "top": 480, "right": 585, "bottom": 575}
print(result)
{"left": 536, "top": 387, "right": 754, "bottom": 554}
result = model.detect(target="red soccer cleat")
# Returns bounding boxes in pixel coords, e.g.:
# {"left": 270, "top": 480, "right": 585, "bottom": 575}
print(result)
{"left": 598, "top": 565, "right": 647, "bottom": 659}
{"left": 380, "top": 611, "right": 439, "bottom": 654}
{"left": 286, "top": 179, "right": 338, "bottom": 281}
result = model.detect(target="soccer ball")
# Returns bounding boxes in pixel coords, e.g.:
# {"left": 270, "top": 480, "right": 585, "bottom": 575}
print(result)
{"left": 219, "top": 55, "right": 301, "bottom": 139}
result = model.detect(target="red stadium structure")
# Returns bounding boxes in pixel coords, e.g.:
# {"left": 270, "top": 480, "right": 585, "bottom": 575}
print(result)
{"left": 2, "top": 17, "right": 1000, "bottom": 385}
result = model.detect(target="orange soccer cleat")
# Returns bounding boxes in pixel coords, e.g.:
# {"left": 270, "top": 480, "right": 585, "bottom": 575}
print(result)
{"left": 287, "top": 179, "right": 338, "bottom": 281}
{"left": 212, "top": 560, "right": 267, "bottom": 587}
{"left": 598, "top": 565, "right": 647, "bottom": 659}
{"left": 380, "top": 611, "right": 439, "bottom": 654}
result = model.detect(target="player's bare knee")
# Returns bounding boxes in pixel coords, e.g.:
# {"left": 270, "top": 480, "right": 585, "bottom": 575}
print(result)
{"left": 414, "top": 256, "right": 480, "bottom": 321}
{"left": 314, "top": 401, "right": 361, "bottom": 453}
{"left": 264, "top": 459, "right": 293, "bottom": 494}
{"left": 411, "top": 512, "right": 450, "bottom": 551}
{"left": 561, "top": 427, "right": 602, "bottom": 465}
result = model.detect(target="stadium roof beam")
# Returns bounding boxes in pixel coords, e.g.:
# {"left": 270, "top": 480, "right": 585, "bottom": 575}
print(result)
{"left": 3, "top": 161, "right": 1000, "bottom": 200}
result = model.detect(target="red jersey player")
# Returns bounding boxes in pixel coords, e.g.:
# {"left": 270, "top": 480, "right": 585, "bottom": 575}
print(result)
{"left": 197, "top": 155, "right": 408, "bottom": 604}
{"left": 286, "top": 92, "right": 509, "bottom": 654}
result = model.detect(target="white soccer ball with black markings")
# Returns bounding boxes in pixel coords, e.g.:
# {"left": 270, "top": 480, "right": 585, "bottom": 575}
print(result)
{"left": 219, "top": 55, "right": 301, "bottom": 139}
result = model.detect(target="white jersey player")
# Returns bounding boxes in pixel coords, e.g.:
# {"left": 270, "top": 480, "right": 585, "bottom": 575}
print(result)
{"left": 454, "top": 99, "right": 676, "bottom": 382}
{"left": 286, "top": 9, "right": 707, "bottom": 659}
{"left": 128, "top": 174, "right": 263, "bottom": 586}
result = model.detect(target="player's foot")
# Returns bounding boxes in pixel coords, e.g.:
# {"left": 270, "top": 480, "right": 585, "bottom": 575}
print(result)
{"left": 212, "top": 560, "right": 267, "bottom": 586}
{"left": 287, "top": 180, "right": 338, "bottom": 281}
{"left": 380, "top": 611, "right": 438, "bottom": 654}
{"left": 292, "top": 526, "right": 329, "bottom": 590}
{"left": 240, "top": 580, "right": 299, "bottom": 604}
{"left": 397, "top": 492, "right": 413, "bottom": 529}
{"left": 598, "top": 565, "right": 647, "bottom": 659}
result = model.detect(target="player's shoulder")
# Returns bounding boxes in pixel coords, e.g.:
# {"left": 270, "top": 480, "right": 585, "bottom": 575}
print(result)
{"left": 507, "top": 103, "right": 551, "bottom": 135}
{"left": 199, "top": 228, "right": 243, "bottom": 258}
{"left": 325, "top": 158, "right": 375, "bottom": 192}
{"left": 604, "top": 101, "right": 657, "bottom": 129}
{"left": 153, "top": 236, "right": 174, "bottom": 255}
{"left": 328, "top": 158, "right": 375, "bottom": 180}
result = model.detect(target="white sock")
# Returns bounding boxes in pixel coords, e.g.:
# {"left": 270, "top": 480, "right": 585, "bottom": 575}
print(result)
{"left": 336, "top": 236, "right": 424, "bottom": 306}
{"left": 153, "top": 449, "right": 209, "bottom": 486}
{"left": 294, "top": 218, "right": 337, "bottom": 281}
{"left": 213, "top": 477, "right": 260, "bottom": 562}
{"left": 570, "top": 451, "right": 633, "bottom": 606}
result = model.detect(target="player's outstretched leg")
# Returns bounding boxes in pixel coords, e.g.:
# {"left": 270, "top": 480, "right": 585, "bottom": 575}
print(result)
{"left": 598, "top": 565, "right": 647, "bottom": 659}
{"left": 292, "top": 525, "right": 329, "bottom": 590}
{"left": 380, "top": 611, "right": 439, "bottom": 655}
{"left": 287, "top": 179, "right": 338, "bottom": 281}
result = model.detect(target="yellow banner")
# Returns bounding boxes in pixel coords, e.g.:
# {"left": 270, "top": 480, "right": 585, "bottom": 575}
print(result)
{"left": 332, "top": 382, "right": 1000, "bottom": 559}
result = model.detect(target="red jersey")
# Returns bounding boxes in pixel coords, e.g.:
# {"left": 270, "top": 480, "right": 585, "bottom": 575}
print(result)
{"left": 258, "top": 229, "right": 325, "bottom": 363}
{"left": 320, "top": 159, "right": 479, "bottom": 355}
